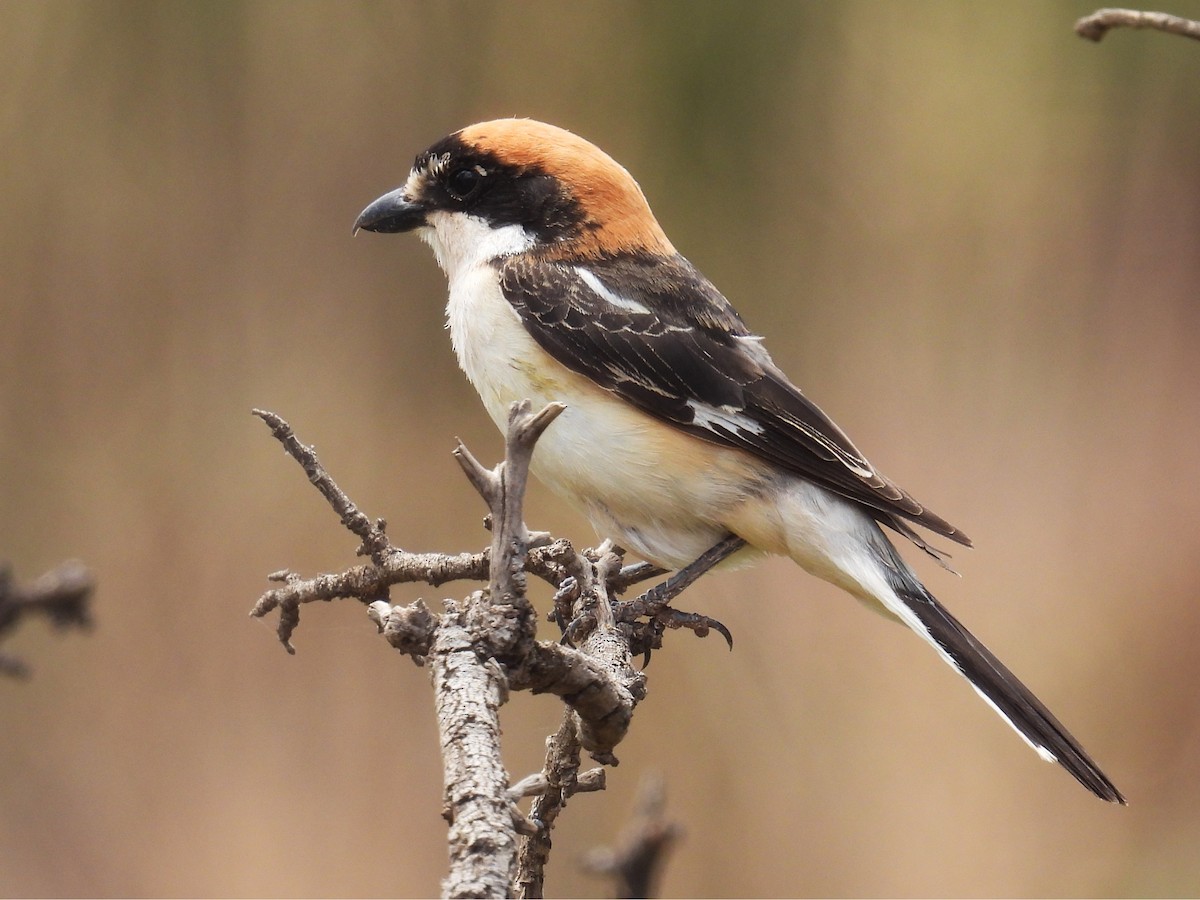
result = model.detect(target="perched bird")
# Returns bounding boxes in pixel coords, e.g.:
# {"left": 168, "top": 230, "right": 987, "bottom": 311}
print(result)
{"left": 355, "top": 118, "right": 1124, "bottom": 804}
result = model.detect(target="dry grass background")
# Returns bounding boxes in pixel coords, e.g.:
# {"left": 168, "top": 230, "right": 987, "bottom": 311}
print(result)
{"left": 2, "top": 2, "right": 1199, "bottom": 896}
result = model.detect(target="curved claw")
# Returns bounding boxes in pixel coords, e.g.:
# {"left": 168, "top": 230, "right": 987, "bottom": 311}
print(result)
{"left": 708, "top": 617, "right": 734, "bottom": 650}
{"left": 650, "top": 607, "right": 735, "bottom": 649}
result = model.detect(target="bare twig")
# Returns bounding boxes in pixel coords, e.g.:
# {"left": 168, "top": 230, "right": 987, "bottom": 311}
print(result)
{"left": 583, "top": 773, "right": 681, "bottom": 900}
{"left": 251, "top": 551, "right": 487, "bottom": 653}
{"left": 451, "top": 400, "right": 566, "bottom": 659}
{"left": 252, "top": 409, "right": 396, "bottom": 566}
{"left": 438, "top": 400, "right": 565, "bottom": 898}
{"left": 1075, "top": 7, "right": 1200, "bottom": 41}
{"left": 0, "top": 560, "right": 94, "bottom": 677}
{"left": 511, "top": 714, "right": 610, "bottom": 900}
{"left": 570, "top": 551, "right": 646, "bottom": 764}
{"left": 251, "top": 543, "right": 588, "bottom": 655}
{"left": 610, "top": 561, "right": 670, "bottom": 593}
{"left": 250, "top": 404, "right": 722, "bottom": 896}
{"left": 514, "top": 713, "right": 585, "bottom": 899}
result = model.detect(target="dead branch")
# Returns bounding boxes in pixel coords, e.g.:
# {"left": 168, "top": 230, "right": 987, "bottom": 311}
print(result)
{"left": 250, "top": 403, "right": 711, "bottom": 897}
{"left": 0, "top": 560, "right": 94, "bottom": 677}
{"left": 253, "top": 409, "right": 395, "bottom": 566}
{"left": 433, "top": 600, "right": 520, "bottom": 898}
{"left": 583, "top": 773, "right": 681, "bottom": 900}
{"left": 252, "top": 550, "right": 487, "bottom": 653}
{"left": 435, "top": 401, "right": 563, "bottom": 896}
{"left": 515, "top": 713, "right": 593, "bottom": 899}
{"left": 1075, "top": 7, "right": 1200, "bottom": 42}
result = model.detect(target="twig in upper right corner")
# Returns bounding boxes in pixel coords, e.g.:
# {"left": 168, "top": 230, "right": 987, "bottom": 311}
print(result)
{"left": 1075, "top": 7, "right": 1200, "bottom": 42}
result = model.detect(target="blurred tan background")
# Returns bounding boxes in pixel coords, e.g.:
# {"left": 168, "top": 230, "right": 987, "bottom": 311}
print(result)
{"left": 3, "top": 1, "right": 1199, "bottom": 896}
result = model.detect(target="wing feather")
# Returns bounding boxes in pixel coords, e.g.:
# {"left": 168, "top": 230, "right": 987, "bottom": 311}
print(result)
{"left": 498, "top": 252, "right": 970, "bottom": 547}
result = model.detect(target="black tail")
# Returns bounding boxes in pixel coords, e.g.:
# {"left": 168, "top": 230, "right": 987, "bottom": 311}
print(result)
{"left": 892, "top": 579, "right": 1125, "bottom": 804}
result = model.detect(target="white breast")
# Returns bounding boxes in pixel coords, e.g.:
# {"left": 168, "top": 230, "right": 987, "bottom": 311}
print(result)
{"left": 420, "top": 210, "right": 778, "bottom": 568}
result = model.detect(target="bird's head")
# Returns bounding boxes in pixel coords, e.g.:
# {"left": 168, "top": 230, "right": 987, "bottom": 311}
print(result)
{"left": 354, "top": 119, "right": 674, "bottom": 275}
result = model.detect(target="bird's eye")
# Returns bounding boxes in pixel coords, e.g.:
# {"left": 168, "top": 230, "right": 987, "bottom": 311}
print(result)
{"left": 446, "top": 167, "right": 482, "bottom": 201}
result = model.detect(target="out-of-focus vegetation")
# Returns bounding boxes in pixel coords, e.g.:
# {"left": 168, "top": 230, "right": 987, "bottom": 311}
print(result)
{"left": 2, "top": 2, "right": 1199, "bottom": 896}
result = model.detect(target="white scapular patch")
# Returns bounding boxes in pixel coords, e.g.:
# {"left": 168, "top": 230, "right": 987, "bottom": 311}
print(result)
{"left": 687, "top": 400, "right": 765, "bottom": 436}
{"left": 576, "top": 267, "right": 653, "bottom": 314}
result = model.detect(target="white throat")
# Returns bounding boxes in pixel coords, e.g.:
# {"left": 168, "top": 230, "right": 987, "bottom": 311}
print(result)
{"left": 420, "top": 210, "right": 535, "bottom": 285}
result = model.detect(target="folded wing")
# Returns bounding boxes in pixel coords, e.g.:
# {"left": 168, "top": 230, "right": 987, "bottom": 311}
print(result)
{"left": 498, "top": 251, "right": 971, "bottom": 548}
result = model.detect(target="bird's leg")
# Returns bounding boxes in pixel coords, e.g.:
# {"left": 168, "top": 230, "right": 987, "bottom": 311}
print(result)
{"left": 612, "top": 534, "right": 747, "bottom": 654}
{"left": 628, "top": 534, "right": 747, "bottom": 608}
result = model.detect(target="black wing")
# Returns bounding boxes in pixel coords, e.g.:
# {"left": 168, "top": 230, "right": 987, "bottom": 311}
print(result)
{"left": 497, "top": 251, "right": 971, "bottom": 548}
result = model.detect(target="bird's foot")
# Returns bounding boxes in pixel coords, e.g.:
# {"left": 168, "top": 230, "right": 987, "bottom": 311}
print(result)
{"left": 552, "top": 535, "right": 744, "bottom": 657}
{"left": 612, "top": 592, "right": 734, "bottom": 663}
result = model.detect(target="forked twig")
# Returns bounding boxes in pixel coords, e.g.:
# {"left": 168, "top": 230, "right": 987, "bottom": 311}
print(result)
{"left": 250, "top": 403, "right": 719, "bottom": 896}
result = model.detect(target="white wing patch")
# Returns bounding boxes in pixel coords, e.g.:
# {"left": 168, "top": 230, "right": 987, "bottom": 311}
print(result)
{"left": 576, "top": 267, "right": 653, "bottom": 314}
{"left": 687, "top": 400, "right": 765, "bottom": 436}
